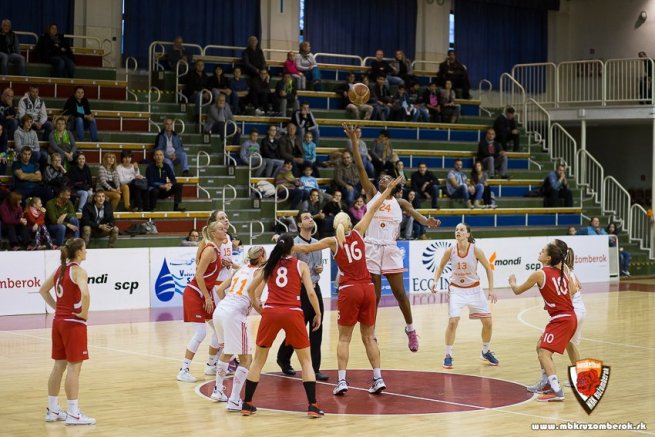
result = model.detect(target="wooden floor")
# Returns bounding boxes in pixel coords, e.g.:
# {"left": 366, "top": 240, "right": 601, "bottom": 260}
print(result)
{"left": 1, "top": 280, "right": 654, "bottom": 436}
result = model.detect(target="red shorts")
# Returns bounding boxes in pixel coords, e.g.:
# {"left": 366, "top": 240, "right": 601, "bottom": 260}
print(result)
{"left": 337, "top": 282, "right": 377, "bottom": 326}
{"left": 540, "top": 312, "right": 577, "bottom": 354}
{"left": 52, "top": 319, "right": 88, "bottom": 362}
{"left": 183, "top": 286, "right": 214, "bottom": 322}
{"left": 256, "top": 307, "right": 309, "bottom": 349}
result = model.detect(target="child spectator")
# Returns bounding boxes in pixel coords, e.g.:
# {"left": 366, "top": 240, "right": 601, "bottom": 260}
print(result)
{"left": 439, "top": 80, "right": 461, "bottom": 123}
{"left": 283, "top": 51, "right": 306, "bottom": 90}
{"left": 424, "top": 82, "right": 441, "bottom": 122}
{"left": 24, "top": 196, "right": 56, "bottom": 250}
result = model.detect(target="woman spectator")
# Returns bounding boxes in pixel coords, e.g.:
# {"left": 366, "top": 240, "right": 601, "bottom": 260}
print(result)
{"left": 181, "top": 229, "right": 200, "bottom": 247}
{"left": 37, "top": 23, "right": 75, "bottom": 78}
{"left": 390, "top": 50, "right": 416, "bottom": 88}
{"left": 471, "top": 161, "right": 495, "bottom": 208}
{"left": 321, "top": 189, "right": 345, "bottom": 237}
{"left": 24, "top": 196, "right": 56, "bottom": 250}
{"left": 116, "top": 150, "right": 148, "bottom": 212}
{"left": 44, "top": 152, "right": 68, "bottom": 194}
{"left": 295, "top": 41, "right": 321, "bottom": 91}
{"left": 424, "top": 82, "right": 441, "bottom": 123}
{"left": 274, "top": 159, "right": 306, "bottom": 209}
{"left": 0, "top": 190, "right": 29, "bottom": 250}
{"left": 62, "top": 87, "right": 98, "bottom": 142}
{"left": 208, "top": 65, "right": 236, "bottom": 110}
{"left": 96, "top": 153, "right": 121, "bottom": 211}
{"left": 67, "top": 153, "right": 93, "bottom": 212}
{"left": 348, "top": 195, "right": 367, "bottom": 226}
{"left": 439, "top": 80, "right": 461, "bottom": 123}
{"left": 49, "top": 117, "right": 77, "bottom": 168}
{"left": 15, "top": 114, "right": 48, "bottom": 171}
{"left": 284, "top": 51, "right": 306, "bottom": 90}
{"left": 607, "top": 222, "right": 631, "bottom": 277}
{"left": 0, "top": 123, "right": 7, "bottom": 175}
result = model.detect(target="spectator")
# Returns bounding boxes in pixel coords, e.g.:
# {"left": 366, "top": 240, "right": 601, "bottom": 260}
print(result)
{"left": 67, "top": 153, "right": 93, "bottom": 212}
{"left": 567, "top": 225, "right": 577, "bottom": 235}
{"left": 295, "top": 41, "right": 321, "bottom": 91}
{"left": 292, "top": 102, "right": 320, "bottom": 147}
{"left": 370, "top": 75, "right": 392, "bottom": 121}
{"left": 477, "top": 127, "right": 508, "bottom": 179}
{"left": 542, "top": 163, "right": 573, "bottom": 207}
{"left": 96, "top": 153, "right": 121, "bottom": 211}
{"left": 18, "top": 85, "right": 52, "bottom": 141}
{"left": 208, "top": 65, "right": 237, "bottom": 109}
{"left": 577, "top": 216, "right": 607, "bottom": 236}
{"left": 204, "top": 93, "right": 241, "bottom": 144}
{"left": 638, "top": 51, "right": 652, "bottom": 103}
{"left": 446, "top": 159, "right": 483, "bottom": 208}
{"left": 43, "top": 152, "right": 68, "bottom": 194}
{"left": 347, "top": 195, "right": 367, "bottom": 226}
{"left": 24, "top": 196, "right": 56, "bottom": 249}
{"left": 12, "top": 147, "right": 50, "bottom": 201}
{"left": 411, "top": 162, "right": 440, "bottom": 209}
{"left": 437, "top": 50, "right": 471, "bottom": 99}
{"left": 62, "top": 86, "right": 98, "bottom": 142}
{"left": 390, "top": 50, "right": 416, "bottom": 87}
{"left": 471, "top": 160, "right": 495, "bottom": 208}
{"left": 241, "top": 35, "right": 266, "bottom": 77}
{"left": 259, "top": 125, "right": 283, "bottom": 177}
{"left": 402, "top": 190, "right": 426, "bottom": 240}
{"left": 0, "top": 190, "right": 29, "bottom": 249}
{"left": 45, "top": 187, "right": 80, "bottom": 246}
{"left": 345, "top": 127, "right": 374, "bottom": 178}
{"left": 36, "top": 23, "right": 75, "bottom": 78}
{"left": 369, "top": 49, "right": 400, "bottom": 85}
{"left": 0, "top": 19, "right": 26, "bottom": 76}
{"left": 0, "top": 123, "right": 7, "bottom": 175}
{"left": 391, "top": 160, "right": 409, "bottom": 195}
{"left": 278, "top": 122, "right": 305, "bottom": 176}
{"left": 229, "top": 66, "right": 249, "bottom": 114}
{"left": 81, "top": 189, "right": 118, "bottom": 248}
{"left": 0, "top": 87, "right": 18, "bottom": 138}
{"left": 274, "top": 159, "right": 305, "bottom": 209}
{"left": 183, "top": 60, "right": 210, "bottom": 116}
{"left": 336, "top": 73, "right": 373, "bottom": 120}
{"left": 607, "top": 222, "right": 631, "bottom": 276}
{"left": 334, "top": 151, "right": 361, "bottom": 205}
{"left": 392, "top": 85, "right": 416, "bottom": 121}
{"left": 49, "top": 116, "right": 77, "bottom": 167}
{"left": 302, "top": 131, "right": 321, "bottom": 175}
{"left": 369, "top": 129, "right": 397, "bottom": 177}
{"left": 116, "top": 150, "right": 148, "bottom": 212}
{"left": 299, "top": 165, "right": 330, "bottom": 202}
{"left": 321, "top": 189, "right": 345, "bottom": 237}
{"left": 167, "top": 36, "right": 189, "bottom": 69}
{"left": 249, "top": 69, "right": 274, "bottom": 115}
{"left": 439, "top": 80, "right": 461, "bottom": 123}
{"left": 300, "top": 188, "right": 325, "bottom": 235}
{"left": 283, "top": 50, "right": 306, "bottom": 90}
{"left": 181, "top": 228, "right": 200, "bottom": 247}
{"left": 493, "top": 106, "right": 520, "bottom": 152}
{"left": 146, "top": 149, "right": 185, "bottom": 212}
{"left": 239, "top": 128, "right": 266, "bottom": 177}
{"left": 274, "top": 72, "right": 298, "bottom": 116}
{"left": 408, "top": 83, "right": 430, "bottom": 122}
{"left": 14, "top": 114, "right": 48, "bottom": 171}
{"left": 423, "top": 82, "right": 441, "bottom": 123}
{"left": 155, "top": 118, "right": 190, "bottom": 176}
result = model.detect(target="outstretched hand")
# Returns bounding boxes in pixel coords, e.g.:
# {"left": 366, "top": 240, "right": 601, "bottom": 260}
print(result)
{"left": 382, "top": 176, "right": 404, "bottom": 195}
{"left": 426, "top": 217, "right": 441, "bottom": 228}
{"left": 342, "top": 122, "right": 358, "bottom": 140}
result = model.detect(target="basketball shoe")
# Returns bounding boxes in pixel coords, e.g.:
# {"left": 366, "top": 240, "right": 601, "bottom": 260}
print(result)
{"left": 45, "top": 408, "right": 67, "bottom": 422}
{"left": 308, "top": 403, "right": 325, "bottom": 418}
{"left": 333, "top": 379, "right": 348, "bottom": 396}
{"left": 204, "top": 364, "right": 217, "bottom": 375}
{"left": 176, "top": 368, "right": 197, "bottom": 383}
{"left": 537, "top": 390, "right": 565, "bottom": 402}
{"left": 241, "top": 402, "right": 257, "bottom": 416}
{"left": 227, "top": 399, "right": 242, "bottom": 412}
{"left": 526, "top": 379, "right": 552, "bottom": 394}
{"left": 405, "top": 328, "right": 419, "bottom": 352}
{"left": 65, "top": 412, "right": 96, "bottom": 426}
{"left": 481, "top": 350, "right": 499, "bottom": 366}
{"left": 368, "top": 378, "right": 386, "bottom": 394}
{"left": 443, "top": 354, "right": 453, "bottom": 369}
{"left": 210, "top": 385, "right": 228, "bottom": 402}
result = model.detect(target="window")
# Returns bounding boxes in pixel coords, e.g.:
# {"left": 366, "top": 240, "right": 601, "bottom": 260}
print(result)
{"left": 449, "top": 11, "right": 455, "bottom": 48}
{"left": 299, "top": 0, "right": 305, "bottom": 42}
{"left": 121, "top": 0, "right": 126, "bottom": 55}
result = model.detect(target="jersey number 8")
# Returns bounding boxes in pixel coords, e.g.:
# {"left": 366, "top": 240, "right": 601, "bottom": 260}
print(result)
{"left": 275, "top": 267, "right": 288, "bottom": 287}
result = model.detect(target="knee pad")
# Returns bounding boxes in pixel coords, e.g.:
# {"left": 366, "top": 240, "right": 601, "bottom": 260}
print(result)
{"left": 209, "top": 333, "right": 220, "bottom": 349}
{"left": 186, "top": 323, "right": 207, "bottom": 353}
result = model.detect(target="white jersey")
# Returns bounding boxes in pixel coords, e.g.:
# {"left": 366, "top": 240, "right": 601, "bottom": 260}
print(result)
{"left": 365, "top": 191, "right": 402, "bottom": 244}
{"left": 216, "top": 234, "right": 234, "bottom": 282}
{"left": 448, "top": 242, "right": 480, "bottom": 289}
{"left": 570, "top": 271, "right": 586, "bottom": 314}
{"left": 219, "top": 264, "right": 259, "bottom": 315}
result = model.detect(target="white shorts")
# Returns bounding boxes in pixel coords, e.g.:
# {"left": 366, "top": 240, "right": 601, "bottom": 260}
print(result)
{"left": 448, "top": 286, "right": 491, "bottom": 319}
{"left": 570, "top": 308, "right": 586, "bottom": 346}
{"left": 213, "top": 304, "right": 251, "bottom": 356}
{"left": 365, "top": 242, "right": 405, "bottom": 275}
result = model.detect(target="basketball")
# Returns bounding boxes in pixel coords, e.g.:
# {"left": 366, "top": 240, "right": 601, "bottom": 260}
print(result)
{"left": 348, "top": 82, "right": 370, "bottom": 105}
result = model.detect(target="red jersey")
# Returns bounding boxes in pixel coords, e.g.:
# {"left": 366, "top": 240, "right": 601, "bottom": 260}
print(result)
{"left": 539, "top": 266, "right": 574, "bottom": 317}
{"left": 333, "top": 230, "right": 371, "bottom": 284}
{"left": 188, "top": 242, "right": 222, "bottom": 296}
{"left": 53, "top": 263, "right": 85, "bottom": 322}
{"left": 265, "top": 257, "right": 302, "bottom": 308}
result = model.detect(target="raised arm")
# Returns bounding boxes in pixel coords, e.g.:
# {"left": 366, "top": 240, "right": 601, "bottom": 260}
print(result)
{"left": 292, "top": 237, "right": 336, "bottom": 254}
{"left": 475, "top": 246, "right": 496, "bottom": 303}
{"left": 397, "top": 198, "right": 441, "bottom": 228}
{"left": 508, "top": 270, "right": 543, "bottom": 295}
{"left": 342, "top": 123, "right": 376, "bottom": 198}
{"left": 354, "top": 176, "right": 403, "bottom": 234}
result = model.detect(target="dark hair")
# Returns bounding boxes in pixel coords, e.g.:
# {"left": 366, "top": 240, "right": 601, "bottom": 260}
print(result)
{"left": 379, "top": 129, "right": 390, "bottom": 139}
{"left": 309, "top": 188, "right": 319, "bottom": 196}
{"left": 505, "top": 106, "right": 515, "bottom": 114}
{"left": 545, "top": 240, "right": 570, "bottom": 287}
{"left": 57, "top": 238, "right": 85, "bottom": 289}
{"left": 552, "top": 239, "right": 574, "bottom": 270}
{"left": 296, "top": 211, "right": 310, "bottom": 224}
{"left": 447, "top": 49, "right": 455, "bottom": 55}
{"left": 120, "top": 149, "right": 133, "bottom": 159}
{"left": 418, "top": 161, "right": 427, "bottom": 167}
{"left": 283, "top": 158, "right": 293, "bottom": 165}
{"left": 262, "top": 233, "right": 294, "bottom": 280}
{"left": 460, "top": 222, "right": 475, "bottom": 243}
{"left": 56, "top": 186, "right": 71, "bottom": 197}
{"left": 249, "top": 128, "right": 259, "bottom": 135}
{"left": 74, "top": 86, "right": 84, "bottom": 93}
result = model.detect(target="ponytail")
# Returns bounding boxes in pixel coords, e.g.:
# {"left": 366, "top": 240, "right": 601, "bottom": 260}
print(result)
{"left": 57, "top": 238, "right": 85, "bottom": 287}
{"left": 564, "top": 248, "right": 575, "bottom": 270}
{"left": 333, "top": 212, "right": 351, "bottom": 249}
{"left": 547, "top": 239, "right": 569, "bottom": 288}
{"left": 263, "top": 233, "right": 294, "bottom": 280}
{"left": 57, "top": 245, "right": 69, "bottom": 289}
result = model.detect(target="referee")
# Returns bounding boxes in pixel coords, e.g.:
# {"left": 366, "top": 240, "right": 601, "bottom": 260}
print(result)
{"left": 276, "top": 212, "right": 329, "bottom": 381}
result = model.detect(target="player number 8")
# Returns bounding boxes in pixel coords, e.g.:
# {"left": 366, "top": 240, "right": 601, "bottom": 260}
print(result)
{"left": 275, "top": 267, "right": 288, "bottom": 287}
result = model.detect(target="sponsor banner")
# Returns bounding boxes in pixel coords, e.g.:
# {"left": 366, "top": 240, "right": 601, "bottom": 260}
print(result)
{"left": 408, "top": 235, "right": 609, "bottom": 293}
{"left": 0, "top": 251, "right": 47, "bottom": 316}
{"left": 45, "top": 248, "right": 150, "bottom": 312}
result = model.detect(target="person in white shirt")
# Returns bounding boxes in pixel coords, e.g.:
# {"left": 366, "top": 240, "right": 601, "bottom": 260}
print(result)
{"left": 116, "top": 150, "right": 148, "bottom": 211}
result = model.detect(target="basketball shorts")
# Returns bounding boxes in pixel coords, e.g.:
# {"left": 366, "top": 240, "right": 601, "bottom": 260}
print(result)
{"left": 213, "top": 304, "right": 251, "bottom": 355}
{"left": 256, "top": 306, "right": 309, "bottom": 349}
{"left": 365, "top": 242, "right": 405, "bottom": 275}
{"left": 448, "top": 286, "right": 491, "bottom": 319}
{"left": 540, "top": 312, "right": 577, "bottom": 354}
{"left": 52, "top": 319, "right": 89, "bottom": 362}
{"left": 183, "top": 286, "right": 214, "bottom": 322}
{"left": 570, "top": 308, "right": 586, "bottom": 346}
{"left": 337, "top": 282, "right": 377, "bottom": 327}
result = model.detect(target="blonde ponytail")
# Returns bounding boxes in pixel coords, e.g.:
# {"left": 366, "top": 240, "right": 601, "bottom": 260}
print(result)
{"left": 333, "top": 212, "right": 351, "bottom": 249}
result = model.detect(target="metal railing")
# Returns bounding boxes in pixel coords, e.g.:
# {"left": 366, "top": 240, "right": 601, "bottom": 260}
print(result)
{"left": 274, "top": 185, "right": 290, "bottom": 232}
{"left": 499, "top": 73, "right": 526, "bottom": 123}
{"left": 477, "top": 79, "right": 493, "bottom": 117}
{"left": 629, "top": 204, "right": 652, "bottom": 253}
{"left": 602, "top": 176, "right": 631, "bottom": 230}
{"left": 511, "top": 62, "right": 557, "bottom": 107}
{"left": 557, "top": 60, "right": 605, "bottom": 105}
{"left": 605, "top": 57, "right": 655, "bottom": 104}
{"left": 221, "top": 184, "right": 237, "bottom": 211}
{"left": 195, "top": 151, "right": 211, "bottom": 199}
{"left": 575, "top": 149, "right": 604, "bottom": 204}
{"left": 197, "top": 89, "right": 213, "bottom": 134}
{"left": 548, "top": 123, "right": 577, "bottom": 177}
{"left": 411, "top": 59, "right": 440, "bottom": 72}
{"left": 248, "top": 153, "right": 264, "bottom": 199}
{"left": 124, "top": 57, "right": 139, "bottom": 101}
{"left": 147, "top": 86, "right": 161, "bottom": 114}
{"left": 175, "top": 60, "right": 190, "bottom": 104}
{"left": 525, "top": 98, "right": 550, "bottom": 151}
{"left": 249, "top": 221, "right": 265, "bottom": 245}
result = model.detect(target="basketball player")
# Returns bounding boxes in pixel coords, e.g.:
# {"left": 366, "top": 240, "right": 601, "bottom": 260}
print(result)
{"left": 431, "top": 223, "right": 498, "bottom": 369}
{"left": 39, "top": 238, "right": 96, "bottom": 425}
{"left": 241, "top": 234, "right": 324, "bottom": 418}
{"left": 211, "top": 246, "right": 267, "bottom": 411}
{"left": 508, "top": 240, "right": 578, "bottom": 402}
{"left": 344, "top": 123, "right": 441, "bottom": 352}
{"left": 176, "top": 221, "right": 226, "bottom": 383}
{"left": 293, "top": 176, "right": 404, "bottom": 396}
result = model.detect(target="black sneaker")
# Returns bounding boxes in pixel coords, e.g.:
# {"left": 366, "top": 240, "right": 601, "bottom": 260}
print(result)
{"left": 308, "top": 403, "right": 324, "bottom": 418}
{"left": 182, "top": 170, "right": 190, "bottom": 177}
{"left": 241, "top": 402, "right": 257, "bottom": 416}
{"left": 277, "top": 359, "right": 296, "bottom": 376}
{"left": 315, "top": 372, "right": 329, "bottom": 382}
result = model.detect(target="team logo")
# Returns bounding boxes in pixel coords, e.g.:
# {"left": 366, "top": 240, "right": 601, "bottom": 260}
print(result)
{"left": 155, "top": 257, "right": 195, "bottom": 302}
{"left": 568, "top": 359, "right": 611, "bottom": 414}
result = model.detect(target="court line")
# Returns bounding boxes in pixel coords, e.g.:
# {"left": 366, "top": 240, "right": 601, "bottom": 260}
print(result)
{"left": 516, "top": 305, "right": 655, "bottom": 351}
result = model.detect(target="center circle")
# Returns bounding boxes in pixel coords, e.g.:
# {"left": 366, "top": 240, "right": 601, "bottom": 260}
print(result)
{"left": 198, "top": 369, "right": 533, "bottom": 415}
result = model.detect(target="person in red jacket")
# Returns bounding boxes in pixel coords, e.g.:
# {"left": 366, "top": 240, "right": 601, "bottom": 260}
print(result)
{"left": 0, "top": 190, "right": 29, "bottom": 249}
{"left": 24, "top": 196, "right": 56, "bottom": 250}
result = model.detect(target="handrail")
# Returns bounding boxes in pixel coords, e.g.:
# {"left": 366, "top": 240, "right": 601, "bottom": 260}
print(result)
{"left": 147, "top": 86, "right": 161, "bottom": 114}
{"left": 362, "top": 56, "right": 394, "bottom": 66}
{"left": 203, "top": 44, "right": 245, "bottom": 56}
{"left": 195, "top": 151, "right": 211, "bottom": 199}
{"left": 274, "top": 185, "right": 290, "bottom": 232}
{"left": 222, "top": 184, "right": 237, "bottom": 211}
{"left": 511, "top": 62, "right": 558, "bottom": 106}
{"left": 557, "top": 60, "right": 604, "bottom": 105}
{"left": 198, "top": 88, "right": 213, "bottom": 134}
{"left": 601, "top": 176, "right": 631, "bottom": 230}
{"left": 124, "top": 57, "right": 138, "bottom": 101}
{"left": 548, "top": 123, "right": 577, "bottom": 177}
{"left": 575, "top": 149, "right": 604, "bottom": 204}
{"left": 101, "top": 38, "right": 113, "bottom": 66}
{"left": 604, "top": 57, "right": 655, "bottom": 105}
{"left": 411, "top": 59, "right": 440, "bottom": 72}
{"left": 176, "top": 60, "right": 190, "bottom": 104}
{"left": 249, "top": 221, "right": 265, "bottom": 245}
{"left": 148, "top": 119, "right": 161, "bottom": 133}
{"left": 499, "top": 73, "right": 526, "bottom": 123}
{"left": 315, "top": 52, "right": 363, "bottom": 66}
{"left": 223, "top": 119, "right": 238, "bottom": 154}
{"left": 14, "top": 31, "right": 38, "bottom": 62}
{"left": 525, "top": 98, "right": 550, "bottom": 151}
{"left": 63, "top": 34, "right": 102, "bottom": 50}
{"left": 629, "top": 204, "right": 653, "bottom": 256}
{"left": 248, "top": 152, "right": 264, "bottom": 198}
{"left": 172, "top": 118, "right": 186, "bottom": 134}
{"left": 477, "top": 79, "right": 493, "bottom": 117}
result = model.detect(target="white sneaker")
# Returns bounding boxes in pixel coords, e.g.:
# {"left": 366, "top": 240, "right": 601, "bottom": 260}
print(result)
{"left": 210, "top": 385, "right": 228, "bottom": 402}
{"left": 204, "top": 364, "right": 217, "bottom": 375}
{"left": 226, "top": 398, "right": 242, "bottom": 411}
{"left": 333, "top": 379, "right": 348, "bottom": 396}
{"left": 368, "top": 378, "right": 386, "bottom": 394}
{"left": 65, "top": 411, "right": 96, "bottom": 426}
{"left": 45, "top": 408, "right": 67, "bottom": 422}
{"left": 176, "top": 368, "right": 197, "bottom": 383}
{"left": 255, "top": 108, "right": 265, "bottom": 116}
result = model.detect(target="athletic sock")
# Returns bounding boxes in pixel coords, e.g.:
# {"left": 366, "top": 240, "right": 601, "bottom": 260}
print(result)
{"left": 48, "top": 396, "right": 59, "bottom": 412}
{"left": 445, "top": 345, "right": 453, "bottom": 356}
{"left": 548, "top": 375, "right": 561, "bottom": 393}
{"left": 482, "top": 343, "right": 490, "bottom": 354}
{"left": 540, "top": 368, "right": 548, "bottom": 383}
{"left": 207, "top": 353, "right": 218, "bottom": 366}
{"left": 230, "top": 366, "right": 249, "bottom": 402}
{"left": 372, "top": 368, "right": 382, "bottom": 380}
{"left": 215, "top": 361, "right": 229, "bottom": 388}
{"left": 303, "top": 381, "right": 317, "bottom": 404}
{"left": 244, "top": 379, "right": 258, "bottom": 403}
{"left": 406, "top": 323, "right": 415, "bottom": 332}
{"left": 337, "top": 370, "right": 346, "bottom": 381}
{"left": 181, "top": 358, "right": 192, "bottom": 371}
{"left": 67, "top": 399, "right": 80, "bottom": 416}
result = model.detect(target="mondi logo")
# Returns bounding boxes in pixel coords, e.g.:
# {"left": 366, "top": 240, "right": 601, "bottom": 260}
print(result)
{"left": 487, "top": 252, "right": 522, "bottom": 270}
